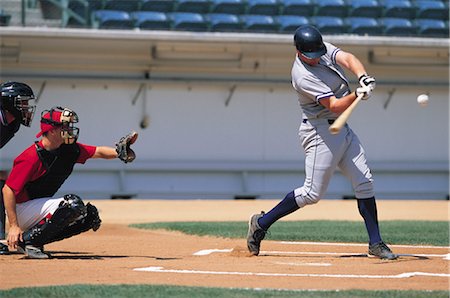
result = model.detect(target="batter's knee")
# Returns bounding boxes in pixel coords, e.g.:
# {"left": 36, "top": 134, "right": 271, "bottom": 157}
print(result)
{"left": 293, "top": 188, "right": 321, "bottom": 208}
{"left": 354, "top": 181, "right": 375, "bottom": 199}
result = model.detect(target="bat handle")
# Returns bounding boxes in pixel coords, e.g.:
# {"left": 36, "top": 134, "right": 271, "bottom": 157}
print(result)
{"left": 329, "top": 93, "right": 364, "bottom": 135}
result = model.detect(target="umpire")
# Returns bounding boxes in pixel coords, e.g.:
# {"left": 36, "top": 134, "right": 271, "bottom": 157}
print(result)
{"left": 0, "top": 81, "right": 37, "bottom": 255}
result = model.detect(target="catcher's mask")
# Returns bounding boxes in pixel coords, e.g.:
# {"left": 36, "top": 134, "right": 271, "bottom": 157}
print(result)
{"left": 36, "top": 106, "right": 79, "bottom": 144}
{"left": 0, "top": 81, "right": 36, "bottom": 127}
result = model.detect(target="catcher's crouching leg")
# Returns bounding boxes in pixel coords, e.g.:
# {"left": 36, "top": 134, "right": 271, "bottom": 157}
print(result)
{"left": 21, "top": 194, "right": 90, "bottom": 248}
{"left": 49, "top": 202, "right": 101, "bottom": 243}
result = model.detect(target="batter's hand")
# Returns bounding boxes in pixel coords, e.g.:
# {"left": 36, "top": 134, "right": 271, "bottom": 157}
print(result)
{"left": 355, "top": 85, "right": 372, "bottom": 100}
{"left": 359, "top": 74, "right": 376, "bottom": 90}
{"left": 116, "top": 131, "right": 138, "bottom": 163}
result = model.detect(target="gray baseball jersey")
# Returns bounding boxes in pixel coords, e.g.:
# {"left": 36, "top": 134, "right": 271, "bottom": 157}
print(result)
{"left": 291, "top": 42, "right": 351, "bottom": 120}
{"left": 289, "top": 42, "right": 374, "bottom": 207}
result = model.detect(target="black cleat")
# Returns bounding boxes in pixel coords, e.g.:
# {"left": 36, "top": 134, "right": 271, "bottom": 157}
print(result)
{"left": 368, "top": 241, "right": 397, "bottom": 260}
{"left": 0, "top": 242, "right": 10, "bottom": 255}
{"left": 17, "top": 244, "right": 50, "bottom": 259}
{"left": 246, "top": 212, "right": 266, "bottom": 256}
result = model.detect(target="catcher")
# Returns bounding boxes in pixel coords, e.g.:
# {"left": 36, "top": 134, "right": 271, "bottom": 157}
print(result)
{"left": 2, "top": 106, "right": 137, "bottom": 259}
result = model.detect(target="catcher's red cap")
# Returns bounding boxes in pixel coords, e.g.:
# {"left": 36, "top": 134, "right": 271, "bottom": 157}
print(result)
{"left": 36, "top": 110, "right": 62, "bottom": 138}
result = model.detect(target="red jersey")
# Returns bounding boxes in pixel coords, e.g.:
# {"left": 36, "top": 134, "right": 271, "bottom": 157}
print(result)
{"left": 6, "top": 141, "right": 96, "bottom": 203}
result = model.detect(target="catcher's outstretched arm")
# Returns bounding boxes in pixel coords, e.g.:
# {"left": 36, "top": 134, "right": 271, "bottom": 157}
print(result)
{"left": 93, "top": 146, "right": 117, "bottom": 159}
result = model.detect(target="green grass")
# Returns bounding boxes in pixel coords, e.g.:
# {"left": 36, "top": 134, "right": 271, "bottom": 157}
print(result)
{"left": 0, "top": 284, "right": 448, "bottom": 298}
{"left": 131, "top": 220, "right": 450, "bottom": 246}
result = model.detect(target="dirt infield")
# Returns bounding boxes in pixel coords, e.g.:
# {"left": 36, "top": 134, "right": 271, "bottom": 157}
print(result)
{"left": 0, "top": 199, "right": 449, "bottom": 291}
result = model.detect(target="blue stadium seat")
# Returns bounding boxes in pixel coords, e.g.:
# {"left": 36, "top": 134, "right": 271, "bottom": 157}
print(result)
{"left": 311, "top": 16, "right": 348, "bottom": 34}
{"left": 168, "top": 12, "right": 209, "bottom": 31}
{"left": 314, "top": 0, "right": 348, "bottom": 17}
{"left": 246, "top": 0, "right": 280, "bottom": 16}
{"left": 104, "top": 0, "right": 140, "bottom": 12}
{"left": 345, "top": 16, "right": 383, "bottom": 35}
{"left": 280, "top": 0, "right": 314, "bottom": 16}
{"left": 140, "top": 0, "right": 176, "bottom": 12}
{"left": 92, "top": 10, "right": 135, "bottom": 29}
{"left": 205, "top": 13, "right": 243, "bottom": 31}
{"left": 414, "top": 18, "right": 449, "bottom": 37}
{"left": 175, "top": 0, "right": 211, "bottom": 13}
{"left": 210, "top": 0, "right": 246, "bottom": 14}
{"left": 414, "top": 0, "right": 448, "bottom": 20}
{"left": 0, "top": 9, "right": 11, "bottom": 26}
{"left": 68, "top": 0, "right": 103, "bottom": 26}
{"left": 347, "top": 0, "right": 382, "bottom": 18}
{"left": 240, "top": 15, "right": 279, "bottom": 33}
{"left": 380, "top": 17, "right": 418, "bottom": 36}
{"left": 380, "top": 0, "right": 416, "bottom": 19}
{"left": 274, "top": 15, "right": 309, "bottom": 33}
{"left": 131, "top": 11, "right": 171, "bottom": 30}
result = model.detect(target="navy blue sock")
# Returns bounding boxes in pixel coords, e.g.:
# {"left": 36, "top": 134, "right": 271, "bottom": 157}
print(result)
{"left": 258, "top": 191, "right": 300, "bottom": 230}
{"left": 357, "top": 197, "right": 382, "bottom": 245}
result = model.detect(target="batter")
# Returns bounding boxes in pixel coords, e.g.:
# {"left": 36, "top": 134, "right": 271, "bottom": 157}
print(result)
{"left": 247, "top": 25, "right": 397, "bottom": 260}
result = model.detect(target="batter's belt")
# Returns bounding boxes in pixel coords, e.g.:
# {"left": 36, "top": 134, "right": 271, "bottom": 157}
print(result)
{"left": 302, "top": 119, "right": 335, "bottom": 125}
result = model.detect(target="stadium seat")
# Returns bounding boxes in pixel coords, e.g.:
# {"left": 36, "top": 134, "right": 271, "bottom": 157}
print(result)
{"left": 131, "top": 11, "right": 171, "bottom": 30}
{"left": 274, "top": 15, "right": 309, "bottom": 33}
{"left": 345, "top": 16, "right": 383, "bottom": 35}
{"left": 205, "top": 13, "right": 243, "bottom": 31}
{"left": 67, "top": 0, "right": 103, "bottom": 26}
{"left": 414, "top": 0, "right": 448, "bottom": 20}
{"left": 104, "top": 0, "right": 140, "bottom": 12}
{"left": 240, "top": 14, "right": 279, "bottom": 33}
{"left": 414, "top": 18, "right": 449, "bottom": 37}
{"left": 92, "top": 10, "right": 135, "bottom": 29}
{"left": 347, "top": 0, "right": 382, "bottom": 18}
{"left": 380, "top": 0, "right": 416, "bottom": 19}
{"left": 210, "top": 0, "right": 246, "bottom": 14}
{"left": 168, "top": 12, "right": 209, "bottom": 31}
{"left": 314, "top": 0, "right": 348, "bottom": 17}
{"left": 380, "top": 17, "right": 418, "bottom": 36}
{"left": 246, "top": 0, "right": 280, "bottom": 16}
{"left": 140, "top": 0, "right": 176, "bottom": 12}
{"left": 0, "top": 10, "right": 11, "bottom": 26}
{"left": 310, "top": 16, "right": 348, "bottom": 34}
{"left": 280, "top": 0, "right": 314, "bottom": 16}
{"left": 175, "top": 0, "right": 211, "bottom": 13}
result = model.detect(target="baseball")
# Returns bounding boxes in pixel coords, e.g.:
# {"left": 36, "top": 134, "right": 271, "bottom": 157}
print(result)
{"left": 417, "top": 94, "right": 429, "bottom": 107}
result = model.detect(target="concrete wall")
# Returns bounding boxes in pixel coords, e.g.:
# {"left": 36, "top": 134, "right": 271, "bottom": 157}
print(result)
{"left": 0, "top": 28, "right": 448, "bottom": 200}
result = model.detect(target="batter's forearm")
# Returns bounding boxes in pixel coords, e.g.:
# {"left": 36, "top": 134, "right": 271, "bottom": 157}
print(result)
{"left": 336, "top": 51, "right": 367, "bottom": 78}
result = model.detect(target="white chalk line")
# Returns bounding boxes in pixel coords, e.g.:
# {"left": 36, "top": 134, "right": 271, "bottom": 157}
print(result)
{"left": 134, "top": 266, "right": 450, "bottom": 279}
{"left": 273, "top": 261, "right": 332, "bottom": 267}
{"left": 279, "top": 241, "right": 450, "bottom": 249}
{"left": 193, "top": 249, "right": 232, "bottom": 256}
{"left": 193, "top": 249, "right": 450, "bottom": 259}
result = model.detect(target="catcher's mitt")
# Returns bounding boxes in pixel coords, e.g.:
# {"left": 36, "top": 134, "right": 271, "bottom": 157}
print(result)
{"left": 116, "top": 131, "right": 138, "bottom": 163}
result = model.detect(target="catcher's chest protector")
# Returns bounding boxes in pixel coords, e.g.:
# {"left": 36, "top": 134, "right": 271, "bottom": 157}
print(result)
{"left": 26, "top": 143, "right": 80, "bottom": 199}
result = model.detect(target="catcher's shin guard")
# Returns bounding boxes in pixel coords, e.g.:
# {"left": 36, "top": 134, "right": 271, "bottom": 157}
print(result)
{"left": 49, "top": 203, "right": 101, "bottom": 243}
{"left": 22, "top": 194, "right": 87, "bottom": 247}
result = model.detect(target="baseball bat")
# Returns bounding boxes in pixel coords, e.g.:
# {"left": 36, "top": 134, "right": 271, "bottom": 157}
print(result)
{"left": 329, "top": 93, "right": 364, "bottom": 135}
